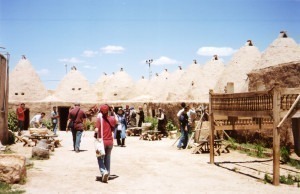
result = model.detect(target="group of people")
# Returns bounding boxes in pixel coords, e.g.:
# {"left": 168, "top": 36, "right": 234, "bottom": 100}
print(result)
{"left": 176, "top": 102, "right": 197, "bottom": 150}
{"left": 16, "top": 101, "right": 203, "bottom": 183}
{"left": 66, "top": 103, "right": 139, "bottom": 183}
{"left": 123, "top": 105, "right": 145, "bottom": 127}
{"left": 16, "top": 103, "right": 59, "bottom": 135}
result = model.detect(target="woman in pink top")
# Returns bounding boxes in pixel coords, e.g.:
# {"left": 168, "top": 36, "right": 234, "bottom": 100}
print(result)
{"left": 95, "top": 104, "right": 117, "bottom": 183}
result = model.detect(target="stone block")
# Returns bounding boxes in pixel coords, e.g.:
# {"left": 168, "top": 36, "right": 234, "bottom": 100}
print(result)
{"left": 0, "top": 154, "right": 27, "bottom": 184}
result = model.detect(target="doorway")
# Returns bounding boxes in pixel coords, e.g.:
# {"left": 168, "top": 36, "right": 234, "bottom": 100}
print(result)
{"left": 114, "top": 106, "right": 123, "bottom": 113}
{"left": 58, "top": 106, "right": 70, "bottom": 131}
{"left": 24, "top": 109, "right": 30, "bottom": 130}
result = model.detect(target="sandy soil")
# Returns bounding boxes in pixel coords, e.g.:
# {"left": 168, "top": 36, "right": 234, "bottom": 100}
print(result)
{"left": 9, "top": 131, "right": 300, "bottom": 194}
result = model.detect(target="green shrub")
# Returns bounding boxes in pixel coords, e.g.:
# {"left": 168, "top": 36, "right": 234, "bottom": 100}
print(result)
{"left": 165, "top": 120, "right": 178, "bottom": 131}
{"left": 8, "top": 111, "right": 18, "bottom": 132}
{"left": 84, "top": 120, "right": 95, "bottom": 131}
{"left": 264, "top": 173, "right": 272, "bottom": 184}
{"left": 145, "top": 116, "right": 158, "bottom": 130}
{"left": 0, "top": 181, "right": 25, "bottom": 193}
{"left": 254, "top": 144, "right": 265, "bottom": 158}
{"left": 280, "top": 146, "right": 290, "bottom": 164}
{"left": 280, "top": 174, "right": 295, "bottom": 185}
{"left": 42, "top": 120, "right": 53, "bottom": 129}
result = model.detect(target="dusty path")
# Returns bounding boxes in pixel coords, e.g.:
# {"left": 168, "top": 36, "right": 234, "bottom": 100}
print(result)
{"left": 12, "top": 131, "right": 299, "bottom": 194}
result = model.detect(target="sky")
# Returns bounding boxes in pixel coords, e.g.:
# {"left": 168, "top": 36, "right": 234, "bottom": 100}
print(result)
{"left": 0, "top": 0, "right": 299, "bottom": 90}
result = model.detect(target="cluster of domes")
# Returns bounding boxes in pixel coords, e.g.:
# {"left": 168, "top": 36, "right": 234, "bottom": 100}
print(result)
{"left": 9, "top": 31, "right": 300, "bottom": 103}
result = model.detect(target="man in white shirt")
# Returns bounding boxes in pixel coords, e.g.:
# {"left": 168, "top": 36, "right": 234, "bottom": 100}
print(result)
{"left": 30, "top": 112, "right": 46, "bottom": 128}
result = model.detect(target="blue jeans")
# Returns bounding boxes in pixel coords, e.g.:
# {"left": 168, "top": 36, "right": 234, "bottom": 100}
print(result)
{"left": 52, "top": 123, "right": 58, "bottom": 135}
{"left": 97, "top": 145, "right": 113, "bottom": 175}
{"left": 177, "top": 126, "right": 189, "bottom": 149}
{"left": 72, "top": 129, "right": 83, "bottom": 151}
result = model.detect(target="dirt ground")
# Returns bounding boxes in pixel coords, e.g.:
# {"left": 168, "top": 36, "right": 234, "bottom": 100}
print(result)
{"left": 8, "top": 131, "right": 300, "bottom": 194}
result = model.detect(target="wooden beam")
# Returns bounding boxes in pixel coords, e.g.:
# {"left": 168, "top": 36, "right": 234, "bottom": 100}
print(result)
{"left": 280, "top": 88, "right": 300, "bottom": 94}
{"left": 211, "top": 90, "right": 270, "bottom": 99}
{"left": 214, "top": 124, "right": 273, "bottom": 131}
{"left": 212, "top": 110, "right": 272, "bottom": 117}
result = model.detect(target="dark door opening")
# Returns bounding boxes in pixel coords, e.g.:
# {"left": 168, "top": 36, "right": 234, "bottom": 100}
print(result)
{"left": 152, "top": 109, "right": 156, "bottom": 117}
{"left": 58, "top": 106, "right": 70, "bottom": 131}
{"left": 24, "top": 109, "right": 30, "bottom": 130}
{"left": 113, "top": 106, "right": 123, "bottom": 113}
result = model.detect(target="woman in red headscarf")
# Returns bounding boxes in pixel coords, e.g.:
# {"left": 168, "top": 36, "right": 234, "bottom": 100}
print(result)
{"left": 95, "top": 104, "right": 117, "bottom": 183}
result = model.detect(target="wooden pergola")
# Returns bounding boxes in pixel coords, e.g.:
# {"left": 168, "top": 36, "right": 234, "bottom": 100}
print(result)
{"left": 209, "top": 83, "right": 300, "bottom": 185}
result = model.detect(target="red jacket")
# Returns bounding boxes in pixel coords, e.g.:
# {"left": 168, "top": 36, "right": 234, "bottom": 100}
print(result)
{"left": 96, "top": 115, "right": 116, "bottom": 146}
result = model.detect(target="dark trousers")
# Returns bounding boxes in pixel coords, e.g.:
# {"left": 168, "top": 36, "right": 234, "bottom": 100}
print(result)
{"left": 138, "top": 120, "right": 143, "bottom": 127}
{"left": 116, "top": 130, "right": 125, "bottom": 146}
{"left": 18, "top": 120, "right": 24, "bottom": 131}
{"left": 71, "top": 128, "right": 76, "bottom": 150}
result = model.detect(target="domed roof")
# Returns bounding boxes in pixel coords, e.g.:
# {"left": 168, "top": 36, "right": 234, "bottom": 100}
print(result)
{"left": 254, "top": 31, "right": 300, "bottom": 70}
{"left": 95, "top": 70, "right": 134, "bottom": 101}
{"left": 214, "top": 40, "right": 261, "bottom": 93}
{"left": 9, "top": 58, "right": 48, "bottom": 102}
{"left": 54, "top": 69, "right": 97, "bottom": 103}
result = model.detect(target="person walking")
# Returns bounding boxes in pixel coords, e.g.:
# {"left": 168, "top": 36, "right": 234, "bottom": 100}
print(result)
{"left": 177, "top": 106, "right": 189, "bottom": 149}
{"left": 16, "top": 103, "right": 26, "bottom": 135}
{"left": 66, "top": 102, "right": 86, "bottom": 152}
{"left": 51, "top": 106, "right": 59, "bottom": 135}
{"left": 95, "top": 104, "right": 117, "bottom": 183}
{"left": 114, "top": 107, "right": 127, "bottom": 147}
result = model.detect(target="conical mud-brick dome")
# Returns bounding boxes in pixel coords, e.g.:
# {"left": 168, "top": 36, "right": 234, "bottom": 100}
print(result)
{"left": 131, "top": 76, "right": 152, "bottom": 101}
{"left": 214, "top": 40, "right": 261, "bottom": 93}
{"left": 184, "top": 61, "right": 205, "bottom": 101}
{"left": 95, "top": 69, "right": 134, "bottom": 101}
{"left": 93, "top": 73, "right": 113, "bottom": 102}
{"left": 166, "top": 66, "right": 185, "bottom": 101}
{"left": 254, "top": 31, "right": 300, "bottom": 70}
{"left": 54, "top": 68, "right": 97, "bottom": 103}
{"left": 195, "top": 55, "right": 224, "bottom": 101}
{"left": 147, "top": 69, "right": 171, "bottom": 101}
{"left": 9, "top": 58, "right": 48, "bottom": 102}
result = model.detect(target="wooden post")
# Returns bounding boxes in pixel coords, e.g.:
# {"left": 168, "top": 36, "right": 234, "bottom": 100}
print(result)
{"left": 272, "top": 83, "right": 280, "bottom": 186}
{"left": 209, "top": 89, "right": 215, "bottom": 164}
{"left": 0, "top": 54, "right": 9, "bottom": 144}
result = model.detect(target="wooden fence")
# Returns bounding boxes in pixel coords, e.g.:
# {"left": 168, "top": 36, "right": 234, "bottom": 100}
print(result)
{"left": 209, "top": 84, "right": 300, "bottom": 186}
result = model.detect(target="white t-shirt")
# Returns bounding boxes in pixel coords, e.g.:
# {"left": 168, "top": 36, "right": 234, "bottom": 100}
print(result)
{"left": 51, "top": 111, "right": 58, "bottom": 123}
{"left": 30, "top": 114, "right": 42, "bottom": 124}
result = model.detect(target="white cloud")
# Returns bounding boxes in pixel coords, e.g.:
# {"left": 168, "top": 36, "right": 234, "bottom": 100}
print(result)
{"left": 82, "top": 50, "right": 98, "bottom": 57}
{"left": 197, "top": 47, "right": 237, "bottom": 56}
{"left": 59, "top": 57, "right": 84, "bottom": 64}
{"left": 83, "top": 65, "right": 97, "bottom": 69}
{"left": 101, "top": 45, "right": 125, "bottom": 54}
{"left": 151, "top": 56, "right": 181, "bottom": 66}
{"left": 36, "top": 68, "right": 49, "bottom": 76}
